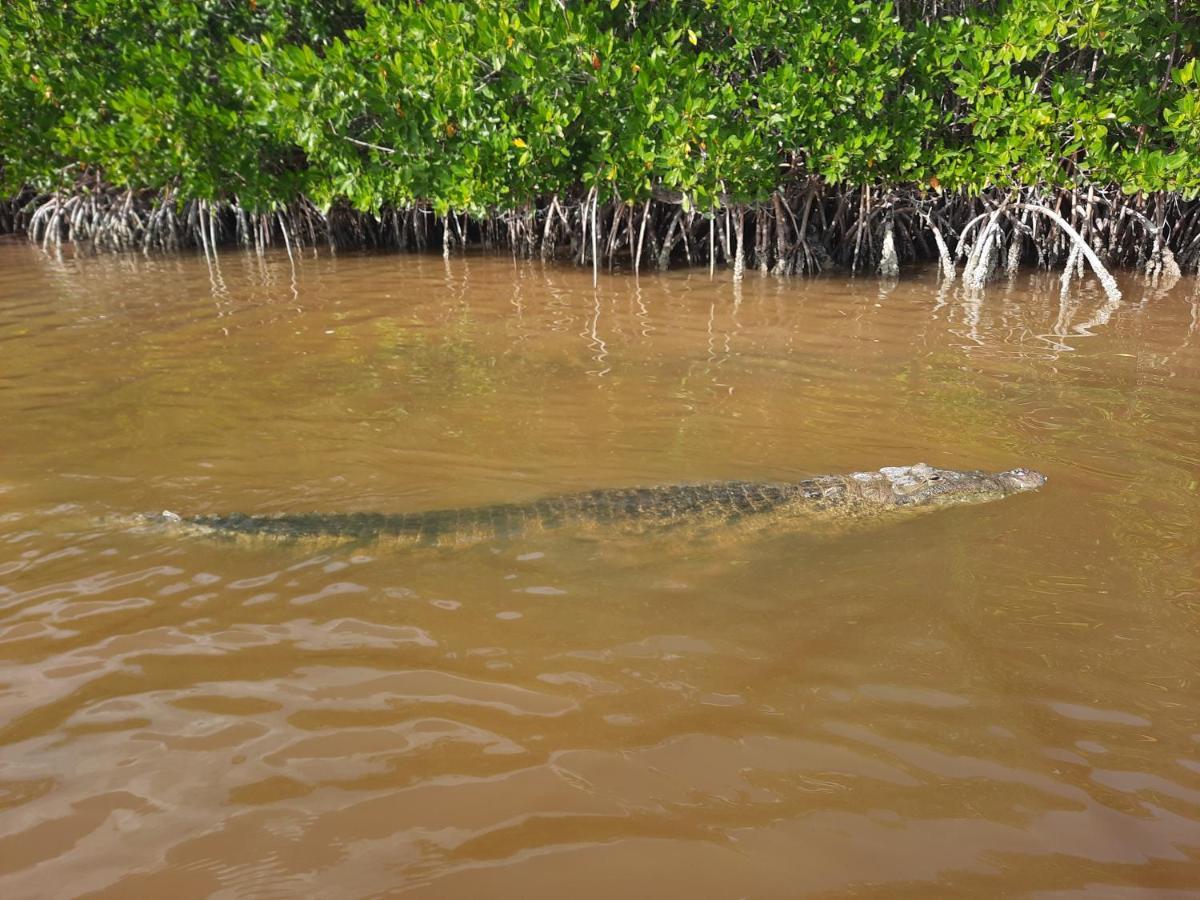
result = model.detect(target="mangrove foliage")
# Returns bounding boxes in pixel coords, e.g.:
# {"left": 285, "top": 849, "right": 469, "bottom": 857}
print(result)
{"left": 1, "top": 0, "right": 1198, "bottom": 285}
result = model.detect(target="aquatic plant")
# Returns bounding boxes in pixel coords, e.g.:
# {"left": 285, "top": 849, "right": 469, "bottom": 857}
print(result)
{"left": 1, "top": 1, "right": 1197, "bottom": 286}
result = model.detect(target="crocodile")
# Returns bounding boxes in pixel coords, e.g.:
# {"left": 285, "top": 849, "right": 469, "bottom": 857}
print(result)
{"left": 144, "top": 463, "right": 1046, "bottom": 546}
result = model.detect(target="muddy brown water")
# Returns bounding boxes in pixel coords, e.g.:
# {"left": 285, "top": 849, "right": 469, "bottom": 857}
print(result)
{"left": 2, "top": 238, "right": 1199, "bottom": 898}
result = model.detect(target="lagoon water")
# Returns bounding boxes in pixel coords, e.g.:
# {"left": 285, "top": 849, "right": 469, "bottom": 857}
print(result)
{"left": 2, "top": 238, "right": 1199, "bottom": 897}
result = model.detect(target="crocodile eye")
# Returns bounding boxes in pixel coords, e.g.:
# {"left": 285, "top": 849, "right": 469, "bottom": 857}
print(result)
{"left": 928, "top": 474, "right": 941, "bottom": 481}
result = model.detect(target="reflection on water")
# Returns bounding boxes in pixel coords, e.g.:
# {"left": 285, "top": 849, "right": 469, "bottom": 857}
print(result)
{"left": 2, "top": 239, "right": 1200, "bottom": 897}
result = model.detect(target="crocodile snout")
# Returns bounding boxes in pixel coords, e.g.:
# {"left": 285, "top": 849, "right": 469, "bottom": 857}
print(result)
{"left": 998, "top": 468, "right": 1047, "bottom": 493}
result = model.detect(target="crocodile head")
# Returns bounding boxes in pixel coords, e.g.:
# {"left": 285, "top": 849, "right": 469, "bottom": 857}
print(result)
{"left": 875, "top": 463, "right": 1046, "bottom": 508}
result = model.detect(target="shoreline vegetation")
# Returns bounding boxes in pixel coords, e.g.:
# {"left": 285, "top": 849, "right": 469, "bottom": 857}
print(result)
{"left": 2, "top": 1, "right": 1197, "bottom": 295}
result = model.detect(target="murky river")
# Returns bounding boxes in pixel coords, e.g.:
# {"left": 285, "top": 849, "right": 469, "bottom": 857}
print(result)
{"left": 2, "top": 238, "right": 1199, "bottom": 897}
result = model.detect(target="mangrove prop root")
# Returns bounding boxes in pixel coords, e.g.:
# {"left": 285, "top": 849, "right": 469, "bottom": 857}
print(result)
{"left": 878, "top": 220, "right": 899, "bottom": 278}
{"left": 9, "top": 182, "right": 1193, "bottom": 294}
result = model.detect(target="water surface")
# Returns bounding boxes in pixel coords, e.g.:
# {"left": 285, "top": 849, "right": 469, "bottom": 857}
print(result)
{"left": 2, "top": 240, "right": 1199, "bottom": 897}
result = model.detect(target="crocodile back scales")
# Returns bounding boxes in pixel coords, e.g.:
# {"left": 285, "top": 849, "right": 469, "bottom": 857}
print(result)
{"left": 183, "top": 480, "right": 833, "bottom": 544}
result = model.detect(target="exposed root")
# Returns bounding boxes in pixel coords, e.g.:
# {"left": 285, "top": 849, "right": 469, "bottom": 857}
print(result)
{"left": 878, "top": 218, "right": 899, "bottom": 278}
{"left": 8, "top": 180, "right": 1194, "bottom": 295}
{"left": 1010, "top": 202, "right": 1121, "bottom": 302}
